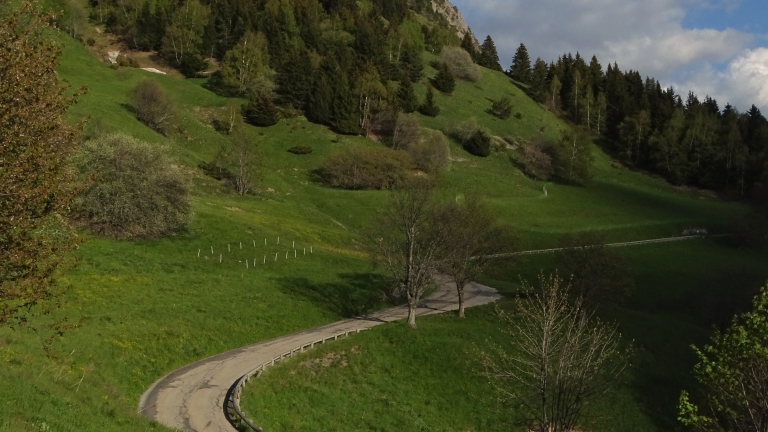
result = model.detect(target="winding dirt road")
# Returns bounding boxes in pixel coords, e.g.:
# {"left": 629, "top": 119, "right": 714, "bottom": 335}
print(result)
{"left": 138, "top": 275, "right": 502, "bottom": 432}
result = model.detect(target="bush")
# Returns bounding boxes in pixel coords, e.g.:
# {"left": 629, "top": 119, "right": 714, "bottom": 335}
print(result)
{"left": 464, "top": 130, "right": 491, "bottom": 157}
{"left": 408, "top": 131, "right": 451, "bottom": 174}
{"left": 514, "top": 139, "right": 555, "bottom": 180}
{"left": 128, "top": 79, "right": 176, "bottom": 135}
{"left": 116, "top": 54, "right": 138, "bottom": 68}
{"left": 86, "top": 37, "right": 95, "bottom": 46}
{"left": 392, "top": 113, "right": 421, "bottom": 150}
{"left": 178, "top": 54, "right": 207, "bottom": 78}
{"left": 489, "top": 96, "right": 512, "bottom": 119}
{"left": 72, "top": 133, "right": 191, "bottom": 239}
{"left": 419, "top": 85, "right": 440, "bottom": 117}
{"left": 242, "top": 91, "right": 279, "bottom": 127}
{"left": 288, "top": 146, "right": 313, "bottom": 155}
{"left": 440, "top": 46, "right": 481, "bottom": 82}
{"left": 315, "top": 147, "right": 412, "bottom": 190}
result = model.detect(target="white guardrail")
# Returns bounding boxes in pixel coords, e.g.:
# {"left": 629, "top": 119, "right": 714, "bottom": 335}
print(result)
{"left": 227, "top": 328, "right": 371, "bottom": 431}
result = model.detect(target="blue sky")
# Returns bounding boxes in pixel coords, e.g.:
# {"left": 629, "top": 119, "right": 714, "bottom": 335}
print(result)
{"left": 449, "top": 0, "right": 768, "bottom": 112}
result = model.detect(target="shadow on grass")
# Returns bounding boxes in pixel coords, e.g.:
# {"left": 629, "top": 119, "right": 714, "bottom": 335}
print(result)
{"left": 273, "top": 273, "right": 395, "bottom": 318}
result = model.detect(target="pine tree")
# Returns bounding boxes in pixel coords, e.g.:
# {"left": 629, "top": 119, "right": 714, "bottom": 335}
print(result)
{"left": 275, "top": 47, "right": 315, "bottom": 110}
{"left": 399, "top": 45, "right": 424, "bottom": 83}
{"left": 308, "top": 60, "right": 335, "bottom": 124}
{"left": 397, "top": 75, "right": 419, "bottom": 113}
{"left": 242, "top": 91, "right": 279, "bottom": 127}
{"left": 530, "top": 58, "right": 549, "bottom": 101}
{"left": 431, "top": 62, "right": 455, "bottom": 94}
{"left": 510, "top": 43, "right": 531, "bottom": 84}
{"left": 478, "top": 35, "right": 502, "bottom": 71}
{"left": 419, "top": 85, "right": 440, "bottom": 117}
{"left": 330, "top": 82, "right": 360, "bottom": 135}
{"left": 460, "top": 31, "right": 478, "bottom": 62}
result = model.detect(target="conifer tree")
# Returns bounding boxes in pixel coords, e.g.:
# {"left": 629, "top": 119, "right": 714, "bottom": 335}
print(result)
{"left": 510, "top": 43, "right": 531, "bottom": 83}
{"left": 308, "top": 60, "right": 335, "bottom": 124}
{"left": 242, "top": 91, "right": 279, "bottom": 127}
{"left": 330, "top": 82, "right": 360, "bottom": 135}
{"left": 399, "top": 45, "right": 424, "bottom": 83}
{"left": 530, "top": 58, "right": 549, "bottom": 101}
{"left": 431, "top": 62, "right": 455, "bottom": 94}
{"left": 478, "top": 35, "right": 502, "bottom": 71}
{"left": 276, "top": 47, "right": 315, "bottom": 110}
{"left": 397, "top": 75, "right": 419, "bottom": 113}
{"left": 419, "top": 85, "right": 440, "bottom": 117}
{"left": 460, "top": 30, "right": 478, "bottom": 62}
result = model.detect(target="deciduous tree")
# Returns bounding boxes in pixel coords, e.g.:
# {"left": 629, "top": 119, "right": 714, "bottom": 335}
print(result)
{"left": 220, "top": 31, "right": 274, "bottom": 95}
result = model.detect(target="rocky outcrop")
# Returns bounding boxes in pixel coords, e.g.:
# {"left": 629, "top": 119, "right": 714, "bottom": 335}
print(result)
{"left": 430, "top": 0, "right": 478, "bottom": 45}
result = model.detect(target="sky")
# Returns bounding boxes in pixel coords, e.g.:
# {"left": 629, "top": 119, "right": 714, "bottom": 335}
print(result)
{"left": 450, "top": 0, "right": 768, "bottom": 112}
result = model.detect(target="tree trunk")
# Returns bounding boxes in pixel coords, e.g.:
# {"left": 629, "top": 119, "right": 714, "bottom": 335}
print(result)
{"left": 458, "top": 283, "right": 466, "bottom": 318}
{"left": 407, "top": 303, "right": 417, "bottom": 328}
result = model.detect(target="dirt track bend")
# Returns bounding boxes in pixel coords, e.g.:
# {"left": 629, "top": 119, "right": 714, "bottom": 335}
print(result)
{"left": 138, "top": 274, "right": 502, "bottom": 432}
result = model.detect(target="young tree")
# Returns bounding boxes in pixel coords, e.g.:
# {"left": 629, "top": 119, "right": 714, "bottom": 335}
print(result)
{"left": 391, "top": 113, "right": 421, "bottom": 151}
{"left": 371, "top": 180, "right": 449, "bottom": 328}
{"left": 436, "top": 195, "right": 512, "bottom": 317}
{"left": 460, "top": 30, "right": 478, "bottom": 62}
{"left": 397, "top": 76, "right": 419, "bottom": 113}
{"left": 216, "top": 129, "right": 259, "bottom": 195}
{"left": 555, "top": 232, "right": 634, "bottom": 305}
{"left": 554, "top": 127, "right": 593, "bottom": 185}
{"left": 431, "top": 62, "right": 455, "bottom": 94}
{"left": 1, "top": 3, "right": 83, "bottom": 334}
{"left": 489, "top": 96, "right": 513, "bottom": 119}
{"left": 679, "top": 284, "right": 768, "bottom": 432}
{"left": 510, "top": 43, "right": 531, "bottom": 84}
{"left": 219, "top": 31, "right": 274, "bottom": 95}
{"left": 478, "top": 35, "right": 502, "bottom": 71}
{"left": 418, "top": 84, "right": 440, "bottom": 117}
{"left": 480, "top": 273, "right": 631, "bottom": 432}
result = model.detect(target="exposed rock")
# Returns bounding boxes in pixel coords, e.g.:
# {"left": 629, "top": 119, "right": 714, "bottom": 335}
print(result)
{"left": 430, "top": 0, "right": 479, "bottom": 46}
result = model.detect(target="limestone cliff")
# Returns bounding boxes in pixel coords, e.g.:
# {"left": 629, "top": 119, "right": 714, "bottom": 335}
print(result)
{"left": 429, "top": 0, "right": 479, "bottom": 45}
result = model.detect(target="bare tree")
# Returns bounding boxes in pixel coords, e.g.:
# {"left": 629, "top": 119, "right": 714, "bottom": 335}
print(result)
{"left": 371, "top": 179, "right": 450, "bottom": 328}
{"left": 129, "top": 79, "right": 176, "bottom": 135}
{"left": 391, "top": 113, "right": 421, "bottom": 151}
{"left": 480, "top": 273, "right": 631, "bottom": 432}
{"left": 216, "top": 129, "right": 259, "bottom": 195}
{"left": 555, "top": 232, "right": 634, "bottom": 305}
{"left": 436, "top": 194, "right": 514, "bottom": 317}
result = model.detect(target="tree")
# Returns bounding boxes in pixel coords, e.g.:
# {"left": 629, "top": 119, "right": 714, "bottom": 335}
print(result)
{"left": 220, "top": 129, "right": 260, "bottom": 195}
{"left": 489, "top": 96, "right": 513, "bottom": 119}
{"left": 478, "top": 35, "right": 502, "bottom": 71}
{"left": 128, "top": 79, "right": 176, "bottom": 135}
{"left": 679, "top": 284, "right": 768, "bottom": 432}
{"left": 161, "top": 0, "right": 210, "bottom": 66}
{"left": 418, "top": 85, "right": 440, "bottom": 117}
{"left": 436, "top": 195, "right": 512, "bottom": 317}
{"left": 460, "top": 30, "right": 477, "bottom": 61}
{"left": 219, "top": 31, "right": 274, "bottom": 95}
{"left": 530, "top": 58, "right": 549, "bottom": 101}
{"left": 391, "top": 113, "right": 421, "bottom": 150}
{"left": 408, "top": 130, "right": 451, "bottom": 174}
{"left": 547, "top": 75, "right": 562, "bottom": 111}
{"left": 431, "top": 62, "right": 455, "bottom": 94}
{"left": 510, "top": 43, "right": 531, "bottom": 84}
{"left": 399, "top": 44, "right": 424, "bottom": 83}
{"left": 397, "top": 76, "right": 419, "bottom": 113}
{"left": 73, "top": 134, "right": 191, "bottom": 238}
{"left": 514, "top": 139, "right": 555, "bottom": 181}
{"left": 555, "top": 232, "right": 634, "bottom": 305}
{"left": 1, "top": 3, "right": 82, "bottom": 335}
{"left": 242, "top": 91, "right": 279, "bottom": 127}
{"left": 480, "top": 273, "right": 631, "bottom": 432}
{"left": 553, "top": 127, "right": 593, "bottom": 185}
{"left": 371, "top": 180, "right": 449, "bottom": 327}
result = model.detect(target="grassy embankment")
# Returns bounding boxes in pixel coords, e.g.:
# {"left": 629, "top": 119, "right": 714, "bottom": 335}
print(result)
{"left": 0, "top": 31, "right": 764, "bottom": 432}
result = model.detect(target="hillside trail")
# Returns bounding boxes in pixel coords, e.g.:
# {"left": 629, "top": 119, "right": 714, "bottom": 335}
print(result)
{"left": 138, "top": 274, "right": 502, "bottom": 432}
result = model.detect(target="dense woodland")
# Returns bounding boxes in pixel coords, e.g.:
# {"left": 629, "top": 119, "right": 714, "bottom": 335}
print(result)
{"left": 85, "top": 0, "right": 768, "bottom": 194}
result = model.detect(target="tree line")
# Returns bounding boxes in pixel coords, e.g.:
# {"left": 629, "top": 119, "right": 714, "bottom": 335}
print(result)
{"left": 505, "top": 43, "right": 768, "bottom": 194}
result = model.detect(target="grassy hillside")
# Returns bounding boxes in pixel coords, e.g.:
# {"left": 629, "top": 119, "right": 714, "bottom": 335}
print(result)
{"left": 0, "top": 30, "right": 764, "bottom": 432}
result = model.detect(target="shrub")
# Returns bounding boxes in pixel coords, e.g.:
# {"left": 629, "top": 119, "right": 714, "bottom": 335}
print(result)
{"left": 392, "top": 113, "right": 421, "bottom": 150}
{"left": 489, "top": 96, "right": 512, "bottom": 119}
{"left": 514, "top": 139, "right": 555, "bottom": 180}
{"left": 86, "top": 37, "right": 95, "bottom": 46}
{"left": 288, "top": 146, "right": 313, "bottom": 155}
{"left": 116, "top": 54, "right": 138, "bottom": 68}
{"left": 419, "top": 85, "right": 440, "bottom": 117}
{"left": 514, "top": 112, "right": 523, "bottom": 119}
{"left": 315, "top": 147, "right": 412, "bottom": 190}
{"left": 408, "top": 131, "right": 451, "bottom": 174}
{"left": 178, "top": 53, "right": 207, "bottom": 78}
{"left": 464, "top": 130, "right": 491, "bottom": 157}
{"left": 72, "top": 133, "right": 191, "bottom": 239}
{"left": 440, "top": 46, "right": 481, "bottom": 82}
{"left": 431, "top": 62, "right": 455, "bottom": 94}
{"left": 242, "top": 91, "right": 279, "bottom": 127}
{"left": 128, "top": 79, "right": 176, "bottom": 135}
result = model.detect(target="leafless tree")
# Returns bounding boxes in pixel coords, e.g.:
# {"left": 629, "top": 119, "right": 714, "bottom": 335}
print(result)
{"left": 555, "top": 231, "right": 634, "bottom": 305}
{"left": 436, "top": 194, "right": 514, "bottom": 317}
{"left": 216, "top": 128, "right": 259, "bottom": 195}
{"left": 391, "top": 113, "right": 420, "bottom": 150}
{"left": 370, "top": 179, "right": 450, "bottom": 328}
{"left": 480, "top": 273, "right": 631, "bottom": 432}
{"left": 129, "top": 79, "right": 176, "bottom": 135}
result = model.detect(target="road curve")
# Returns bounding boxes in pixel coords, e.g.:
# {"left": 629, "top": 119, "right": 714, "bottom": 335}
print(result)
{"left": 138, "top": 275, "right": 502, "bottom": 432}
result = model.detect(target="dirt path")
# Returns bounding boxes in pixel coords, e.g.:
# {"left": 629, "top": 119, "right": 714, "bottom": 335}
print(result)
{"left": 138, "top": 275, "right": 502, "bottom": 432}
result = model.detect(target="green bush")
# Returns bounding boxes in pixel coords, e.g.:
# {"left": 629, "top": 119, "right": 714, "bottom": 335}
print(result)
{"left": 408, "top": 131, "right": 451, "bottom": 174}
{"left": 72, "top": 133, "right": 191, "bottom": 239}
{"left": 315, "top": 147, "right": 412, "bottom": 190}
{"left": 288, "top": 146, "right": 314, "bottom": 155}
{"left": 464, "top": 130, "right": 491, "bottom": 157}
{"left": 116, "top": 54, "right": 138, "bottom": 68}
{"left": 242, "top": 91, "right": 279, "bottom": 127}
{"left": 489, "top": 96, "right": 512, "bottom": 119}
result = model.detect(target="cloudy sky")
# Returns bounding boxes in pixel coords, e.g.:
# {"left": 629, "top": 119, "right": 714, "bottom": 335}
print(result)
{"left": 450, "top": 0, "right": 768, "bottom": 112}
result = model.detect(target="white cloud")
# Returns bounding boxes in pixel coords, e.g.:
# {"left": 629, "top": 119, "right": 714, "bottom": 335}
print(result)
{"left": 451, "top": 0, "right": 761, "bottom": 110}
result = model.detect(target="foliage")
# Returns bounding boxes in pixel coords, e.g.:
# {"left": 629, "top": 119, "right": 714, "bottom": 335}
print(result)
{"left": 219, "top": 31, "right": 274, "bottom": 95}
{"left": 115, "top": 54, "right": 138, "bottom": 68}
{"left": 441, "top": 46, "right": 481, "bottom": 82}
{"left": 514, "top": 139, "right": 555, "bottom": 180}
{"left": 408, "top": 130, "right": 451, "bottom": 175}
{"left": 72, "top": 133, "right": 190, "bottom": 239}
{"left": 480, "top": 273, "right": 631, "bottom": 432}
{"left": 679, "top": 284, "right": 768, "bottom": 432}
{"left": 555, "top": 231, "right": 634, "bottom": 305}
{"left": 214, "top": 128, "right": 260, "bottom": 195}
{"left": 447, "top": 118, "right": 491, "bottom": 157}
{"left": 242, "top": 91, "right": 279, "bottom": 127}
{"left": 0, "top": 3, "right": 82, "bottom": 335}
{"left": 397, "top": 76, "right": 419, "bottom": 113}
{"left": 489, "top": 95, "right": 513, "bottom": 119}
{"left": 391, "top": 113, "right": 421, "bottom": 151}
{"left": 430, "top": 62, "right": 456, "bottom": 94}
{"left": 418, "top": 84, "right": 440, "bottom": 117}
{"left": 288, "top": 145, "right": 314, "bottom": 155}
{"left": 315, "top": 147, "right": 412, "bottom": 190}
{"left": 510, "top": 43, "right": 531, "bottom": 83}
{"left": 478, "top": 35, "right": 502, "bottom": 71}
{"left": 160, "top": 0, "right": 210, "bottom": 66}
{"left": 128, "top": 79, "right": 176, "bottom": 135}
{"left": 553, "top": 127, "right": 593, "bottom": 185}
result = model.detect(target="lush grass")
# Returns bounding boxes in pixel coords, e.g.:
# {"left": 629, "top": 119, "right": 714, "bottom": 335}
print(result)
{"left": 0, "top": 30, "right": 764, "bottom": 432}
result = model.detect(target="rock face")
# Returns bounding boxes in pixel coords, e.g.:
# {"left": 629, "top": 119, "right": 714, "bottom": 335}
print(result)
{"left": 430, "top": 0, "right": 478, "bottom": 45}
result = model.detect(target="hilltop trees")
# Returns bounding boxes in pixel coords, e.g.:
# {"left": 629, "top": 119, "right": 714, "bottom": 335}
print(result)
{"left": 510, "top": 43, "right": 531, "bottom": 84}
{"left": 1, "top": 3, "right": 82, "bottom": 334}
{"left": 478, "top": 35, "right": 502, "bottom": 71}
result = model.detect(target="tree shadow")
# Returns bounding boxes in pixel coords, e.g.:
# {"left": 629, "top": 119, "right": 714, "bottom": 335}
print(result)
{"left": 273, "top": 273, "right": 395, "bottom": 318}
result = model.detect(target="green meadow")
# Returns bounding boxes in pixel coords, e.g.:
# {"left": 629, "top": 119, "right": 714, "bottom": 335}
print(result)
{"left": 0, "top": 31, "right": 765, "bottom": 432}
